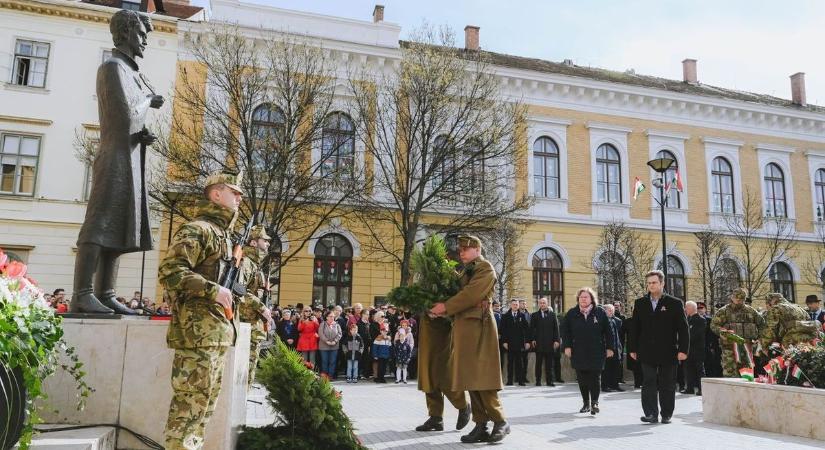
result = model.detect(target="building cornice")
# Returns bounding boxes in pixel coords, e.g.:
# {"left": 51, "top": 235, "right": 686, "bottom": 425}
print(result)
{"left": 646, "top": 129, "right": 690, "bottom": 140}
{"left": 701, "top": 137, "right": 745, "bottom": 147}
{"left": 0, "top": 114, "right": 52, "bottom": 126}
{"left": 755, "top": 143, "right": 795, "bottom": 154}
{"left": 0, "top": 0, "right": 178, "bottom": 34}
{"left": 586, "top": 121, "right": 633, "bottom": 133}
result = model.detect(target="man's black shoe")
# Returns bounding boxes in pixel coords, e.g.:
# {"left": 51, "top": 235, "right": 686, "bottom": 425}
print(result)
{"left": 695, "top": 390, "right": 702, "bottom": 396}
{"left": 488, "top": 421, "right": 510, "bottom": 443}
{"left": 579, "top": 404, "right": 590, "bottom": 413}
{"left": 661, "top": 416, "right": 672, "bottom": 424}
{"left": 591, "top": 403, "right": 599, "bottom": 415}
{"left": 614, "top": 387, "right": 625, "bottom": 392}
{"left": 640, "top": 415, "right": 658, "bottom": 423}
{"left": 679, "top": 389, "right": 689, "bottom": 394}
{"left": 456, "top": 405, "right": 471, "bottom": 430}
{"left": 415, "top": 416, "right": 444, "bottom": 432}
{"left": 535, "top": 382, "right": 542, "bottom": 387}
{"left": 518, "top": 382, "right": 526, "bottom": 386}
{"left": 460, "top": 423, "right": 489, "bottom": 443}
{"left": 548, "top": 382, "right": 556, "bottom": 387}
{"left": 602, "top": 387, "right": 614, "bottom": 392}
{"left": 506, "top": 382, "right": 514, "bottom": 386}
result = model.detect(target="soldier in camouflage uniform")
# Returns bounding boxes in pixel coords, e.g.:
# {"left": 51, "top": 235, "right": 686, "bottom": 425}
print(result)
{"left": 159, "top": 172, "right": 243, "bottom": 450}
{"left": 238, "top": 225, "right": 272, "bottom": 387}
{"left": 759, "top": 292, "right": 819, "bottom": 350}
{"left": 710, "top": 288, "right": 765, "bottom": 377}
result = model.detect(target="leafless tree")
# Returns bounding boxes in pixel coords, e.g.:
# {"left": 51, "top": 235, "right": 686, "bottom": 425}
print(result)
{"left": 692, "top": 229, "right": 730, "bottom": 306}
{"left": 151, "top": 24, "right": 361, "bottom": 266}
{"left": 724, "top": 188, "right": 797, "bottom": 301}
{"left": 803, "top": 223, "right": 825, "bottom": 296}
{"left": 590, "top": 222, "right": 657, "bottom": 312}
{"left": 478, "top": 221, "right": 527, "bottom": 304}
{"left": 346, "top": 24, "right": 531, "bottom": 285}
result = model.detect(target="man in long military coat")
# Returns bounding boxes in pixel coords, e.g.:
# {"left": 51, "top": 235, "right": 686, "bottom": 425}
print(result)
{"left": 72, "top": 9, "right": 164, "bottom": 314}
{"left": 430, "top": 235, "right": 509, "bottom": 443}
{"left": 414, "top": 314, "right": 470, "bottom": 432}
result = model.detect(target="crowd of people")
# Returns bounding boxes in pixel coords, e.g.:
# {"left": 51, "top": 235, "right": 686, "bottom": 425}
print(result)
{"left": 45, "top": 288, "right": 171, "bottom": 316}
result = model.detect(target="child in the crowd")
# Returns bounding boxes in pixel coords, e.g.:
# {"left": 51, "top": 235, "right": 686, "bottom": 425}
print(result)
{"left": 371, "top": 324, "right": 392, "bottom": 383}
{"left": 393, "top": 327, "right": 413, "bottom": 384}
{"left": 342, "top": 324, "right": 364, "bottom": 383}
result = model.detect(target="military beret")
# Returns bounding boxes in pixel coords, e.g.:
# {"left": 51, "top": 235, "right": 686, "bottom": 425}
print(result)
{"left": 457, "top": 234, "right": 482, "bottom": 249}
{"left": 205, "top": 170, "right": 244, "bottom": 194}
{"left": 765, "top": 292, "right": 785, "bottom": 303}
{"left": 732, "top": 288, "right": 748, "bottom": 300}
{"left": 249, "top": 225, "right": 271, "bottom": 241}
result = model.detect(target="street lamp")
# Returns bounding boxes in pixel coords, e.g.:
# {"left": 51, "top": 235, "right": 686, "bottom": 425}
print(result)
{"left": 647, "top": 157, "right": 675, "bottom": 290}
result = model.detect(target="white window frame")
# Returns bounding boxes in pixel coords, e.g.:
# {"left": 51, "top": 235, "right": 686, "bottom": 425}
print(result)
{"left": 805, "top": 150, "right": 825, "bottom": 225}
{"left": 647, "top": 130, "right": 689, "bottom": 226}
{"left": 588, "top": 122, "right": 631, "bottom": 221}
{"left": 703, "top": 137, "right": 744, "bottom": 228}
{"left": 11, "top": 38, "right": 51, "bottom": 88}
{"left": 756, "top": 143, "right": 796, "bottom": 221}
{"left": 527, "top": 116, "right": 570, "bottom": 217}
{"left": 311, "top": 100, "right": 365, "bottom": 183}
{"left": 0, "top": 132, "right": 42, "bottom": 196}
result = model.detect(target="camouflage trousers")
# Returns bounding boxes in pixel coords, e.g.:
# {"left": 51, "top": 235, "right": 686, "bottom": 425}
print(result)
{"left": 248, "top": 339, "right": 263, "bottom": 388}
{"left": 164, "top": 346, "right": 228, "bottom": 450}
{"left": 721, "top": 343, "right": 753, "bottom": 378}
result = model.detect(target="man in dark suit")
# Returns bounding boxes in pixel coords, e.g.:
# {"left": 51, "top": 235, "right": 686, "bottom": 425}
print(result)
{"left": 530, "top": 297, "right": 560, "bottom": 386}
{"left": 602, "top": 304, "right": 624, "bottom": 391}
{"left": 500, "top": 299, "right": 531, "bottom": 386}
{"left": 628, "top": 270, "right": 689, "bottom": 424}
{"left": 682, "top": 301, "right": 706, "bottom": 395}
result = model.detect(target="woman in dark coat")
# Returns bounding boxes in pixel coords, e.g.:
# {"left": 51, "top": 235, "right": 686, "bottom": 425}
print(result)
{"left": 562, "top": 287, "right": 615, "bottom": 415}
{"left": 276, "top": 309, "right": 298, "bottom": 349}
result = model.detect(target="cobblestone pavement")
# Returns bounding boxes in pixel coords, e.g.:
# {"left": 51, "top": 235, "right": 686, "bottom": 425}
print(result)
{"left": 246, "top": 380, "right": 823, "bottom": 449}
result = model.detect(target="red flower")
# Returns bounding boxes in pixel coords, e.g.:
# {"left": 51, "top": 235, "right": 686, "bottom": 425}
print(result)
{"left": 4, "top": 261, "right": 27, "bottom": 278}
{"left": 303, "top": 361, "right": 315, "bottom": 370}
{"left": 0, "top": 250, "right": 7, "bottom": 270}
{"left": 334, "top": 389, "right": 342, "bottom": 399}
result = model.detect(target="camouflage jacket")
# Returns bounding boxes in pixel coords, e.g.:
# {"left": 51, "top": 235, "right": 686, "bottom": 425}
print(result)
{"left": 159, "top": 200, "right": 237, "bottom": 349}
{"left": 759, "top": 299, "right": 817, "bottom": 348}
{"left": 710, "top": 302, "right": 765, "bottom": 342}
{"left": 238, "top": 245, "right": 267, "bottom": 342}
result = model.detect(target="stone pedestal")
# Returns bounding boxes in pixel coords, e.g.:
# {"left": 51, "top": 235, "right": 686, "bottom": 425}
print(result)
{"left": 703, "top": 378, "right": 825, "bottom": 441}
{"left": 39, "top": 318, "right": 250, "bottom": 450}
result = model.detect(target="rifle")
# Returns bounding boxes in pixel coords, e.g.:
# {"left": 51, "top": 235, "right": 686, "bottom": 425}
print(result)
{"left": 219, "top": 213, "right": 258, "bottom": 321}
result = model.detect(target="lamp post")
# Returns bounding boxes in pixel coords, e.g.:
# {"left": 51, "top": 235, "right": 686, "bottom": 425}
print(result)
{"left": 647, "top": 157, "right": 675, "bottom": 290}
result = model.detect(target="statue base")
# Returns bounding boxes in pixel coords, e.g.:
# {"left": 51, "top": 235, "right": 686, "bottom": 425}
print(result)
{"left": 58, "top": 313, "right": 150, "bottom": 320}
{"left": 39, "top": 318, "right": 251, "bottom": 450}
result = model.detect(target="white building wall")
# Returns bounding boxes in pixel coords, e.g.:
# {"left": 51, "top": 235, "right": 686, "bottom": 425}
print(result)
{"left": 0, "top": 0, "right": 181, "bottom": 298}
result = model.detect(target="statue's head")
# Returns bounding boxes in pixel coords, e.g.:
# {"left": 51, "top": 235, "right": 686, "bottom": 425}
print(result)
{"left": 110, "top": 10, "right": 153, "bottom": 59}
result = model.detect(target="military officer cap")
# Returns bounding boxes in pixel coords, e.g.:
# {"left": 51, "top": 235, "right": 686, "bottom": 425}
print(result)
{"left": 249, "top": 225, "right": 271, "bottom": 241}
{"left": 732, "top": 288, "right": 748, "bottom": 300}
{"left": 765, "top": 292, "right": 785, "bottom": 304}
{"left": 457, "top": 234, "right": 482, "bottom": 249}
{"left": 204, "top": 170, "right": 244, "bottom": 195}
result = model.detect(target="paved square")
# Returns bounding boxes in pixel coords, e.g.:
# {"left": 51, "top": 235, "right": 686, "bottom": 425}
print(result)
{"left": 247, "top": 380, "right": 823, "bottom": 449}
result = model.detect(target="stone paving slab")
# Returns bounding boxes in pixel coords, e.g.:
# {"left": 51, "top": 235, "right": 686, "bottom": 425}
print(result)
{"left": 247, "top": 380, "right": 824, "bottom": 450}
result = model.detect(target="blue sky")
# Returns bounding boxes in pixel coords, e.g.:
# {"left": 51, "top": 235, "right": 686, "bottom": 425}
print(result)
{"left": 194, "top": 0, "right": 825, "bottom": 105}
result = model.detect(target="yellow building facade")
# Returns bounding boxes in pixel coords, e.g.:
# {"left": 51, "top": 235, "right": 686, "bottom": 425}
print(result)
{"left": 164, "top": 2, "right": 825, "bottom": 314}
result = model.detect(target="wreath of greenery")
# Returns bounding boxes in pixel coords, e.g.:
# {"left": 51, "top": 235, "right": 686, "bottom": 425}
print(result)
{"left": 385, "top": 235, "right": 460, "bottom": 315}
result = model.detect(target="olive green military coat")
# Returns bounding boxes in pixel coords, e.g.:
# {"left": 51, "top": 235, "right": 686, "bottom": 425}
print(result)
{"left": 416, "top": 314, "right": 455, "bottom": 393}
{"left": 444, "top": 256, "right": 503, "bottom": 391}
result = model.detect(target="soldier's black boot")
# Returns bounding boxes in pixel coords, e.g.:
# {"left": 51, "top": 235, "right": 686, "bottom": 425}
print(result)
{"left": 70, "top": 244, "right": 114, "bottom": 314}
{"left": 460, "top": 422, "right": 489, "bottom": 443}
{"left": 456, "top": 405, "right": 471, "bottom": 430}
{"left": 488, "top": 421, "right": 511, "bottom": 443}
{"left": 415, "top": 416, "right": 444, "bottom": 432}
{"left": 94, "top": 251, "right": 135, "bottom": 315}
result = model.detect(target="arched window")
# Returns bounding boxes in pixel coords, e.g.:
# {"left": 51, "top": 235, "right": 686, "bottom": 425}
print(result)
{"left": 251, "top": 104, "right": 284, "bottom": 169}
{"left": 770, "top": 262, "right": 795, "bottom": 303}
{"left": 533, "top": 137, "right": 560, "bottom": 199}
{"left": 532, "top": 247, "right": 564, "bottom": 313}
{"left": 463, "top": 139, "right": 485, "bottom": 192}
{"left": 266, "top": 234, "right": 282, "bottom": 307}
{"left": 312, "top": 233, "right": 353, "bottom": 307}
{"left": 596, "top": 143, "right": 621, "bottom": 203}
{"left": 815, "top": 168, "right": 825, "bottom": 221}
{"left": 713, "top": 258, "right": 741, "bottom": 305}
{"left": 656, "top": 149, "right": 680, "bottom": 208}
{"left": 711, "top": 157, "right": 735, "bottom": 214}
{"left": 596, "top": 251, "right": 626, "bottom": 306}
{"left": 321, "top": 112, "right": 355, "bottom": 178}
{"left": 658, "top": 255, "right": 686, "bottom": 300}
{"left": 764, "top": 163, "right": 787, "bottom": 218}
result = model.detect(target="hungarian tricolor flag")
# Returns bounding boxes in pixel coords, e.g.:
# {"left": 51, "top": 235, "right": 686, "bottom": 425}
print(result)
{"left": 664, "top": 170, "right": 684, "bottom": 195}
{"left": 739, "top": 367, "right": 754, "bottom": 381}
{"left": 791, "top": 365, "right": 803, "bottom": 379}
{"left": 633, "top": 177, "right": 646, "bottom": 200}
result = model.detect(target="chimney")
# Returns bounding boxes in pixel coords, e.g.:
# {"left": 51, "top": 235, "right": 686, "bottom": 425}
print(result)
{"left": 791, "top": 72, "right": 806, "bottom": 106}
{"left": 682, "top": 59, "right": 697, "bottom": 84}
{"left": 464, "top": 25, "right": 480, "bottom": 51}
{"left": 373, "top": 5, "right": 384, "bottom": 23}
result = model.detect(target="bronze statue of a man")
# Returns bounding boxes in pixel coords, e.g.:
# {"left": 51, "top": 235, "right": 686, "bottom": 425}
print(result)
{"left": 71, "top": 9, "right": 164, "bottom": 314}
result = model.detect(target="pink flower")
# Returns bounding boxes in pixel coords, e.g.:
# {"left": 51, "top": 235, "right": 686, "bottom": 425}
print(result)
{"left": 4, "top": 261, "right": 27, "bottom": 278}
{"left": 0, "top": 250, "right": 7, "bottom": 270}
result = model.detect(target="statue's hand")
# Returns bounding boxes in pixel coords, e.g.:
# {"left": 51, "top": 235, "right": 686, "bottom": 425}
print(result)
{"left": 138, "top": 129, "right": 158, "bottom": 146}
{"left": 150, "top": 95, "right": 165, "bottom": 109}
